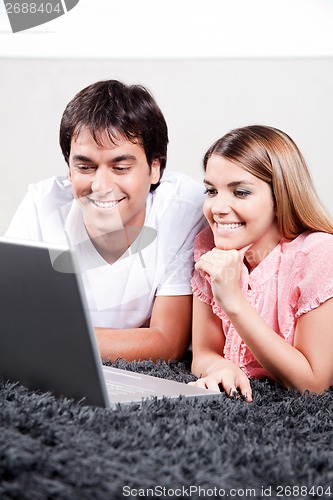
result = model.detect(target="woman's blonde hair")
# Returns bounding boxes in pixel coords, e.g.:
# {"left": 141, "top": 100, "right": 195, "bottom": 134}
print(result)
{"left": 203, "top": 125, "right": 333, "bottom": 239}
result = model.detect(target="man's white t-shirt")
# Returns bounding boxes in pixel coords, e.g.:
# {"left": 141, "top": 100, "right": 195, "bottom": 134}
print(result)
{"left": 5, "top": 171, "right": 206, "bottom": 329}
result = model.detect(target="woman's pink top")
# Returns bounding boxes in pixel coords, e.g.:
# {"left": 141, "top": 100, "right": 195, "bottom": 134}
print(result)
{"left": 191, "top": 227, "right": 333, "bottom": 379}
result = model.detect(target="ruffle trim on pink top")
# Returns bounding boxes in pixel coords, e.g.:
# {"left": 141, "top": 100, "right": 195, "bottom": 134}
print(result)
{"left": 190, "top": 278, "right": 213, "bottom": 306}
{"left": 295, "top": 287, "right": 333, "bottom": 319}
{"left": 220, "top": 288, "right": 269, "bottom": 379}
{"left": 192, "top": 275, "right": 270, "bottom": 379}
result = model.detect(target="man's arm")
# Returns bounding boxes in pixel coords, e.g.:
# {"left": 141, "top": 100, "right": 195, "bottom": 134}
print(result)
{"left": 95, "top": 295, "right": 192, "bottom": 362}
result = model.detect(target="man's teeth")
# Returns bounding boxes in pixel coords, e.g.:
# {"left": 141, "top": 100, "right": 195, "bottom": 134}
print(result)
{"left": 217, "top": 222, "right": 243, "bottom": 229}
{"left": 94, "top": 200, "right": 119, "bottom": 208}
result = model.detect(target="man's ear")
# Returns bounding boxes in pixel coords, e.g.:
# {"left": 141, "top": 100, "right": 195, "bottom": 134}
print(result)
{"left": 151, "top": 159, "right": 161, "bottom": 184}
{"left": 67, "top": 169, "right": 72, "bottom": 181}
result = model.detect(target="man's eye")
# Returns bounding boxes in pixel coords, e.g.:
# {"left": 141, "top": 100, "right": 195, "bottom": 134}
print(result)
{"left": 113, "top": 166, "right": 130, "bottom": 172}
{"left": 77, "top": 164, "right": 94, "bottom": 171}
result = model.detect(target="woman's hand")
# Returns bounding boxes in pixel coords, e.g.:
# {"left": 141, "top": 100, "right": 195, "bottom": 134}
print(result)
{"left": 189, "top": 363, "right": 253, "bottom": 401}
{"left": 194, "top": 245, "right": 251, "bottom": 312}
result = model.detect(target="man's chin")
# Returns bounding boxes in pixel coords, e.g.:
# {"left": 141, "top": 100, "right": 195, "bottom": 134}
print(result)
{"left": 90, "top": 225, "right": 125, "bottom": 238}
{"left": 83, "top": 211, "right": 124, "bottom": 234}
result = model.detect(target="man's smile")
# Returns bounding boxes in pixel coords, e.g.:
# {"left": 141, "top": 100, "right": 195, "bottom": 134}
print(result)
{"left": 85, "top": 196, "right": 126, "bottom": 210}
{"left": 92, "top": 198, "right": 124, "bottom": 209}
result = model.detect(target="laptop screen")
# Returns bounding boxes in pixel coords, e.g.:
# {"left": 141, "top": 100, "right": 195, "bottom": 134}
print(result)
{"left": 0, "top": 237, "right": 109, "bottom": 407}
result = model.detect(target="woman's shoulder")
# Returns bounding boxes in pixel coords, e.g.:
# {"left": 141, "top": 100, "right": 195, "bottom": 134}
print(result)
{"left": 288, "top": 232, "right": 333, "bottom": 318}
{"left": 193, "top": 225, "right": 214, "bottom": 262}
{"left": 281, "top": 232, "right": 333, "bottom": 286}
{"left": 282, "top": 231, "right": 333, "bottom": 256}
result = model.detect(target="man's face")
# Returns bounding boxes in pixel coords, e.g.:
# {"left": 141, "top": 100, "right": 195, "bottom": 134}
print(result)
{"left": 68, "top": 128, "right": 160, "bottom": 239}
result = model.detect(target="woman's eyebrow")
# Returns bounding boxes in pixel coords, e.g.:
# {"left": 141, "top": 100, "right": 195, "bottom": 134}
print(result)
{"left": 227, "top": 180, "right": 255, "bottom": 187}
{"left": 203, "top": 179, "right": 255, "bottom": 187}
{"left": 203, "top": 179, "right": 214, "bottom": 186}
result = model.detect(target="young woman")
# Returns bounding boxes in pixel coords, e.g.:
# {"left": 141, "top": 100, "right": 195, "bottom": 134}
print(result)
{"left": 190, "top": 125, "right": 333, "bottom": 401}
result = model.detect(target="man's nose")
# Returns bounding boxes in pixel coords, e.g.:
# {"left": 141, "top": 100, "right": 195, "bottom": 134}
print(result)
{"left": 91, "top": 166, "right": 116, "bottom": 196}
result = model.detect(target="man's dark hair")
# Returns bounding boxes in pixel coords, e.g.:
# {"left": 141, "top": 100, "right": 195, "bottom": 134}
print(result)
{"left": 59, "top": 80, "right": 168, "bottom": 190}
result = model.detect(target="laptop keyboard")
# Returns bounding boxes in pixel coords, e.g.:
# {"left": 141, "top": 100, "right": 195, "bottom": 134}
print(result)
{"left": 105, "top": 380, "right": 155, "bottom": 396}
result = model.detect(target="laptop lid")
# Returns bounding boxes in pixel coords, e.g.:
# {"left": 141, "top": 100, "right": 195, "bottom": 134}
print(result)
{"left": 0, "top": 237, "right": 219, "bottom": 408}
{"left": 0, "top": 236, "right": 110, "bottom": 407}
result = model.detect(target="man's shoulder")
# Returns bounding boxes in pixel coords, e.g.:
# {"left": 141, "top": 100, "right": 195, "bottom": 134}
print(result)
{"left": 27, "top": 175, "right": 73, "bottom": 204}
{"left": 156, "top": 170, "right": 205, "bottom": 203}
{"left": 147, "top": 170, "right": 206, "bottom": 235}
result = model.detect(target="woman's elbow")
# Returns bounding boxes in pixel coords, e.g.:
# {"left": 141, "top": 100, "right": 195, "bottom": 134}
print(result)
{"left": 281, "top": 377, "right": 331, "bottom": 395}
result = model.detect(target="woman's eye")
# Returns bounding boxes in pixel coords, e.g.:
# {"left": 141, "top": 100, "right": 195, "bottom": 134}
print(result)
{"left": 235, "top": 189, "right": 251, "bottom": 198}
{"left": 204, "top": 188, "right": 217, "bottom": 196}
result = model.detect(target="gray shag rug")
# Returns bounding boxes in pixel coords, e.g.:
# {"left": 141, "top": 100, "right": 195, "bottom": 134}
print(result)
{"left": 1, "top": 356, "right": 333, "bottom": 500}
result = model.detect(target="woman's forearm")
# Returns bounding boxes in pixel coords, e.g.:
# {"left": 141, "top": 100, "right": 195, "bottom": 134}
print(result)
{"left": 224, "top": 297, "right": 320, "bottom": 392}
{"left": 192, "top": 348, "right": 230, "bottom": 378}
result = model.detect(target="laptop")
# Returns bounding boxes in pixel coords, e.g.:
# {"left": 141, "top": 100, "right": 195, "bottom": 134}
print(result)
{"left": 0, "top": 236, "right": 220, "bottom": 408}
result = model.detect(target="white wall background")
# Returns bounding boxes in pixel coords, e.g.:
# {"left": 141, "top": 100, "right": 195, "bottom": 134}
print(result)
{"left": 1, "top": 0, "right": 333, "bottom": 234}
{"left": 1, "top": 0, "right": 333, "bottom": 58}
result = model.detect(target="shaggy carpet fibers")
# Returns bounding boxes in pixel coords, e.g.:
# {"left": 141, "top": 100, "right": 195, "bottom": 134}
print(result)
{"left": 1, "top": 357, "right": 333, "bottom": 500}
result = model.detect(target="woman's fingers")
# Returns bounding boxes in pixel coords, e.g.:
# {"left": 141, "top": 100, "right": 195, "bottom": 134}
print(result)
{"left": 189, "top": 371, "right": 253, "bottom": 402}
{"left": 189, "top": 376, "right": 220, "bottom": 392}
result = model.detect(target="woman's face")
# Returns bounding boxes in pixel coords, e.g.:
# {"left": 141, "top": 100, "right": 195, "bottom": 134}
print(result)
{"left": 203, "top": 154, "right": 281, "bottom": 268}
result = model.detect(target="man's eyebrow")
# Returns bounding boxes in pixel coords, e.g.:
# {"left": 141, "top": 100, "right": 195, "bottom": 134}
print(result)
{"left": 72, "top": 154, "right": 137, "bottom": 163}
{"left": 111, "top": 154, "right": 136, "bottom": 163}
{"left": 72, "top": 154, "right": 92, "bottom": 162}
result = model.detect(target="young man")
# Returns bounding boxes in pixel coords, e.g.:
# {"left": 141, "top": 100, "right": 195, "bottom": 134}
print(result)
{"left": 5, "top": 80, "right": 206, "bottom": 362}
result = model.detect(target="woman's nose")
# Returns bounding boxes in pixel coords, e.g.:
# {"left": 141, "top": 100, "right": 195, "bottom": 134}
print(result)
{"left": 211, "top": 195, "right": 232, "bottom": 216}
